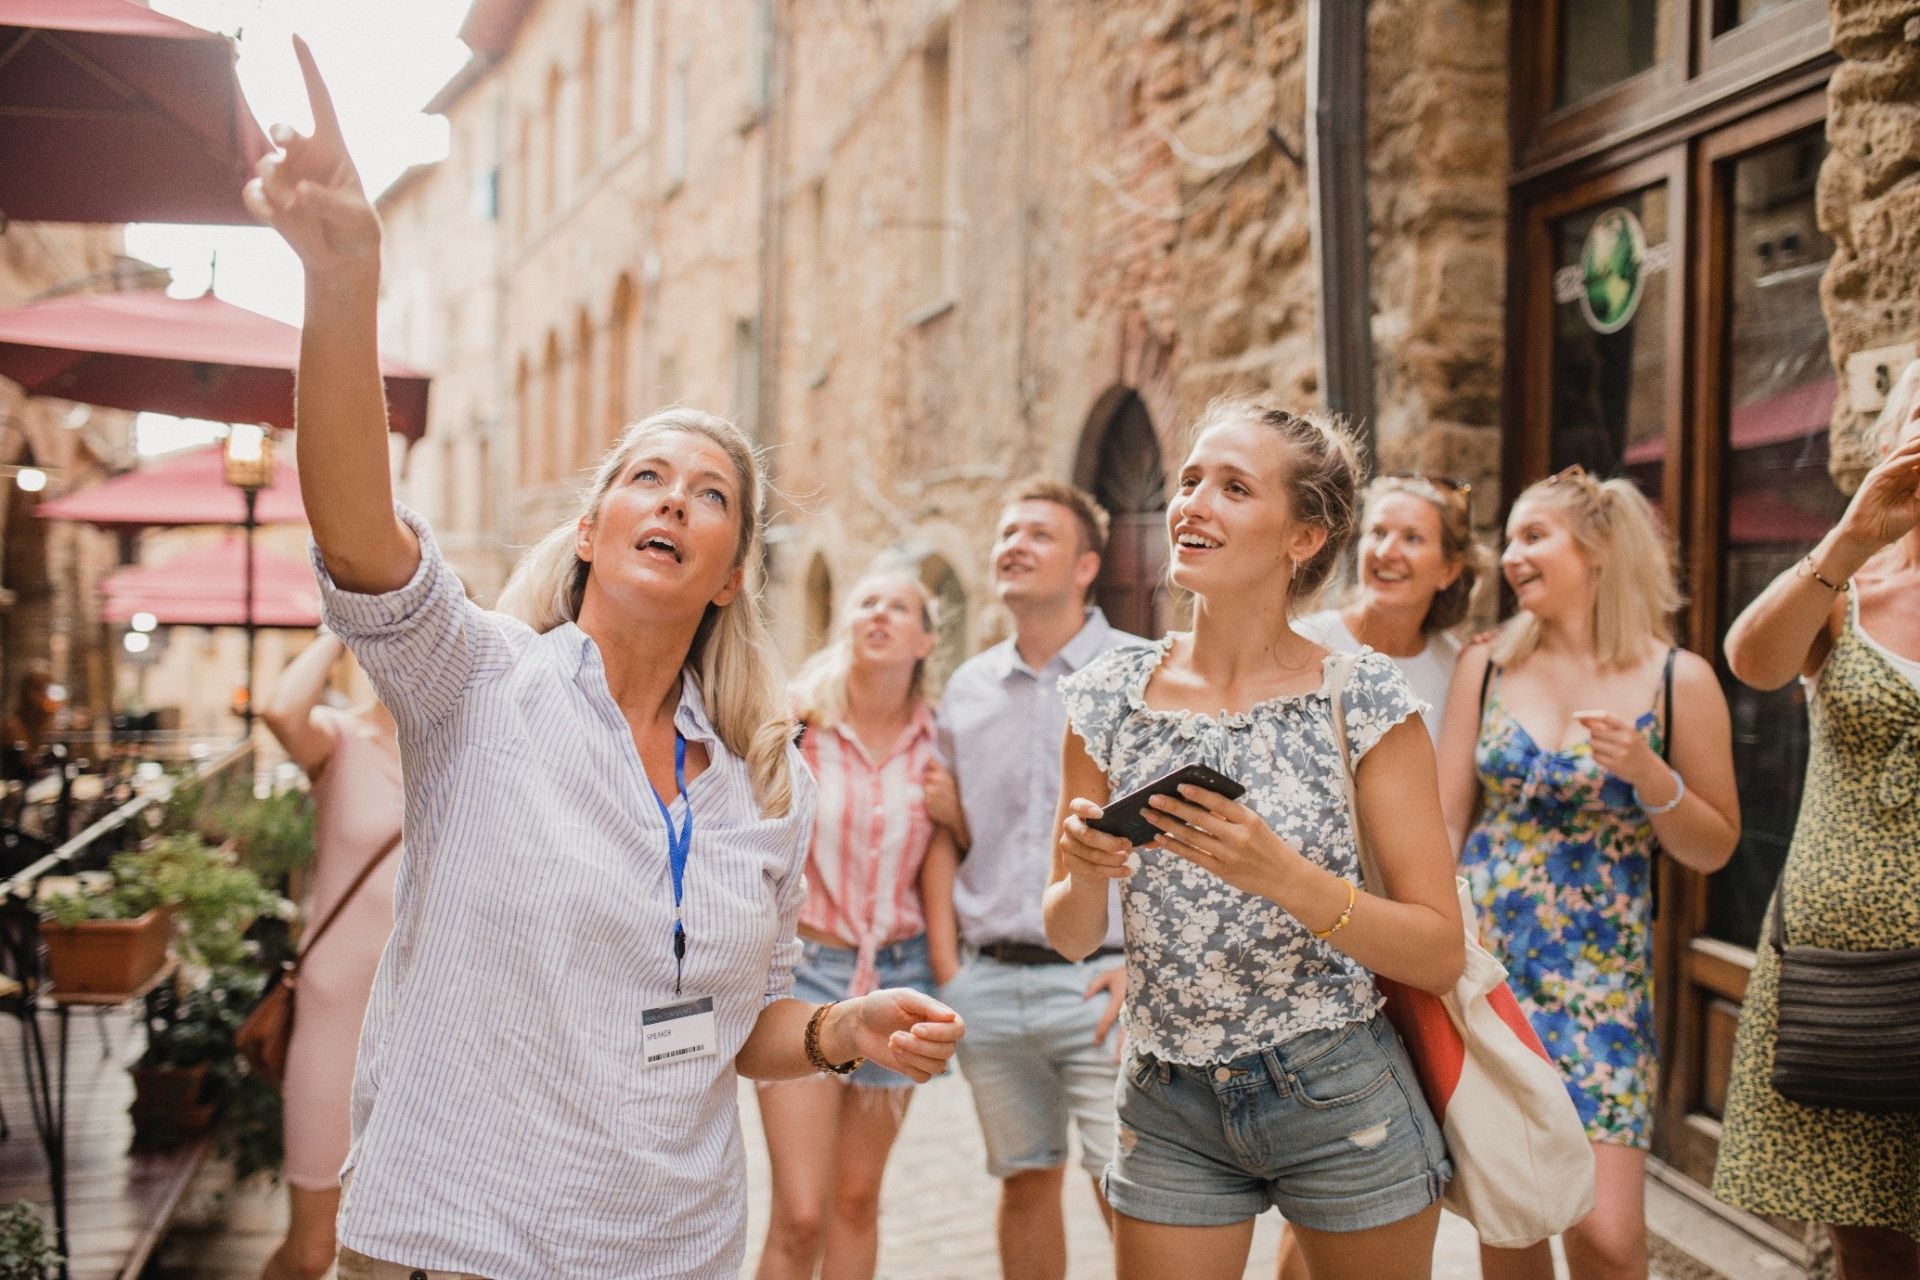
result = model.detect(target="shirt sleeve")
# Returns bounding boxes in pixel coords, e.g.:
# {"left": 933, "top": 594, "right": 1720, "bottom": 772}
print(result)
{"left": 1340, "top": 651, "right": 1428, "bottom": 764}
{"left": 311, "top": 503, "right": 516, "bottom": 735}
{"left": 762, "top": 749, "right": 818, "bottom": 1006}
{"left": 1059, "top": 648, "right": 1136, "bottom": 775}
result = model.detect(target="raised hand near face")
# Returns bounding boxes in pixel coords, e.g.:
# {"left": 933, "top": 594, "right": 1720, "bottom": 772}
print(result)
{"left": 243, "top": 36, "right": 381, "bottom": 276}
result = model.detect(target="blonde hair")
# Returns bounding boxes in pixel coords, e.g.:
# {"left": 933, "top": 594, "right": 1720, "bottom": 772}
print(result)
{"left": 1185, "top": 395, "right": 1363, "bottom": 609}
{"left": 1361, "top": 475, "right": 1492, "bottom": 634}
{"left": 1492, "top": 470, "right": 1682, "bottom": 670}
{"left": 790, "top": 566, "right": 939, "bottom": 730}
{"left": 495, "top": 408, "right": 795, "bottom": 817}
{"left": 1869, "top": 357, "right": 1920, "bottom": 455}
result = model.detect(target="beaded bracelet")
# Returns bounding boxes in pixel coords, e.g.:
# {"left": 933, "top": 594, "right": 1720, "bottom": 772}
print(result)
{"left": 1796, "top": 553, "right": 1849, "bottom": 594}
{"left": 804, "top": 1000, "right": 864, "bottom": 1076}
{"left": 1311, "top": 877, "right": 1357, "bottom": 940}
{"left": 1634, "top": 767, "right": 1686, "bottom": 815}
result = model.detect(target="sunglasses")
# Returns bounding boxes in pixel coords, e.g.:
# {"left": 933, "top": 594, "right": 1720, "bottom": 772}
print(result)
{"left": 1378, "top": 471, "right": 1472, "bottom": 507}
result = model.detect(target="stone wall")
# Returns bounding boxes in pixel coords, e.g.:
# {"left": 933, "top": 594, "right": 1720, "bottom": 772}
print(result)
{"left": 1819, "top": 0, "right": 1920, "bottom": 487}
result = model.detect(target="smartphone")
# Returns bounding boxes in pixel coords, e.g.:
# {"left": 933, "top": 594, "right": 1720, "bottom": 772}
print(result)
{"left": 1085, "top": 762, "right": 1247, "bottom": 847}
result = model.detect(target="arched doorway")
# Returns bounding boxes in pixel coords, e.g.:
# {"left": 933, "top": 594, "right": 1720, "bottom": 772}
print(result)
{"left": 1076, "top": 389, "right": 1168, "bottom": 639}
{"left": 802, "top": 552, "right": 833, "bottom": 657}
{"left": 916, "top": 554, "right": 967, "bottom": 694}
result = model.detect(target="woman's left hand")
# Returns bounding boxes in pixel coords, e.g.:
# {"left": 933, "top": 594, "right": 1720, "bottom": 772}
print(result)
{"left": 843, "top": 989, "right": 964, "bottom": 1083}
{"left": 1574, "top": 710, "right": 1664, "bottom": 793}
{"left": 1142, "top": 784, "right": 1300, "bottom": 901}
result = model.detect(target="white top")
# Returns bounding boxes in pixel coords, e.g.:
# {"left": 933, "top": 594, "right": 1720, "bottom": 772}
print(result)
{"left": 316, "top": 506, "right": 815, "bottom": 1280}
{"left": 1295, "top": 608, "right": 1458, "bottom": 744}
{"left": 1855, "top": 596, "right": 1920, "bottom": 692}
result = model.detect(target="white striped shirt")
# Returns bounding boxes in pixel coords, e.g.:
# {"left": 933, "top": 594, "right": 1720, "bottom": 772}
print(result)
{"left": 315, "top": 506, "right": 815, "bottom": 1280}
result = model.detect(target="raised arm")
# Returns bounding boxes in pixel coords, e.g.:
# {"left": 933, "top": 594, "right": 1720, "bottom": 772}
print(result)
{"left": 1725, "top": 431, "right": 1920, "bottom": 689}
{"left": 261, "top": 629, "right": 344, "bottom": 775}
{"left": 244, "top": 37, "right": 416, "bottom": 594}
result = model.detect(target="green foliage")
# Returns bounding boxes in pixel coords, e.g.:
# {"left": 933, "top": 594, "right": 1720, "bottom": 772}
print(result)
{"left": 0, "top": 1202, "right": 60, "bottom": 1280}
{"left": 217, "top": 785, "right": 316, "bottom": 882}
{"left": 36, "top": 835, "right": 284, "bottom": 970}
{"left": 138, "top": 966, "right": 284, "bottom": 1179}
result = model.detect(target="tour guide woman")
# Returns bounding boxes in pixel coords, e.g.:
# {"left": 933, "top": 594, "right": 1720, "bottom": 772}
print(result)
{"left": 245, "top": 40, "right": 962, "bottom": 1280}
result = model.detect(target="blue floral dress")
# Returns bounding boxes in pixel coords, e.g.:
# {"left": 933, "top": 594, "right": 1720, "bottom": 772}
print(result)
{"left": 1460, "top": 674, "right": 1663, "bottom": 1148}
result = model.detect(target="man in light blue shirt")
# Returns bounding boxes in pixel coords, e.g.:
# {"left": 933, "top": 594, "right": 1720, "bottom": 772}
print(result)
{"left": 927, "top": 478, "right": 1144, "bottom": 1280}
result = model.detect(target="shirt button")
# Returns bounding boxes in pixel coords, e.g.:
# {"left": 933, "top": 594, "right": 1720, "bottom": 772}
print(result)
{"left": 1213, "top": 1067, "right": 1233, "bottom": 1083}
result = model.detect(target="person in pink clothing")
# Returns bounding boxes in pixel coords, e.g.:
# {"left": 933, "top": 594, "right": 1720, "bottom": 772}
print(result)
{"left": 260, "top": 628, "right": 402, "bottom": 1280}
{"left": 755, "top": 567, "right": 963, "bottom": 1280}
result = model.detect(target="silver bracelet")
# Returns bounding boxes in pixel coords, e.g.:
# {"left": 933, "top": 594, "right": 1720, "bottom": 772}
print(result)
{"left": 1633, "top": 767, "right": 1685, "bottom": 815}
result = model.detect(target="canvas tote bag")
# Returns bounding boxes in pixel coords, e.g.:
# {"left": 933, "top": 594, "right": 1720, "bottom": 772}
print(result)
{"left": 1326, "top": 652, "right": 1594, "bottom": 1249}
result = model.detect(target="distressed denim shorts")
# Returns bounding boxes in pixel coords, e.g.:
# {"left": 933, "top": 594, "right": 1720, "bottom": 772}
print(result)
{"left": 1105, "top": 1012, "right": 1451, "bottom": 1232}
{"left": 792, "top": 934, "right": 932, "bottom": 1089}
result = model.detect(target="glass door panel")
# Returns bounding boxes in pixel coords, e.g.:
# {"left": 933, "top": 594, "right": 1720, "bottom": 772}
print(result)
{"left": 1549, "top": 185, "right": 1673, "bottom": 501}
{"left": 1707, "top": 127, "right": 1843, "bottom": 948}
{"left": 1556, "top": 0, "right": 1676, "bottom": 107}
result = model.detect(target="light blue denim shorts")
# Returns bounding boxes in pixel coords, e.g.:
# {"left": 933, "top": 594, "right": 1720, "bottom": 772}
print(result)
{"left": 792, "top": 934, "right": 933, "bottom": 1089}
{"left": 1106, "top": 1012, "right": 1451, "bottom": 1232}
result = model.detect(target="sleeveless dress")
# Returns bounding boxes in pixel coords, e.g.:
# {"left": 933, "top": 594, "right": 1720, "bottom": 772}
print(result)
{"left": 282, "top": 709, "right": 403, "bottom": 1191}
{"left": 1711, "top": 602, "right": 1920, "bottom": 1236}
{"left": 1460, "top": 671, "right": 1665, "bottom": 1148}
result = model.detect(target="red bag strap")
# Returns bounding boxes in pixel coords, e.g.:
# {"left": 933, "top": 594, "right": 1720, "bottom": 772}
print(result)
{"left": 291, "top": 829, "right": 402, "bottom": 972}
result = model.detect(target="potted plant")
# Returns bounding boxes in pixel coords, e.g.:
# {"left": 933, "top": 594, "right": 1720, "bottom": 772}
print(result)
{"left": 130, "top": 968, "right": 255, "bottom": 1151}
{"left": 0, "top": 1201, "right": 61, "bottom": 1280}
{"left": 36, "top": 870, "right": 171, "bottom": 999}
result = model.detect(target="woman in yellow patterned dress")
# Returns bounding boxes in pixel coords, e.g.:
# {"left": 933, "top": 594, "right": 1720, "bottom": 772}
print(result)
{"left": 1714, "top": 363, "right": 1920, "bottom": 1280}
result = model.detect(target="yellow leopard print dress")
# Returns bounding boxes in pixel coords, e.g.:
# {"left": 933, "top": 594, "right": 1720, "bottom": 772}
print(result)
{"left": 1712, "top": 601, "right": 1920, "bottom": 1236}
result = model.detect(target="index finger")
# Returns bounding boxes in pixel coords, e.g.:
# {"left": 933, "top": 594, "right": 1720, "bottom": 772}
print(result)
{"left": 292, "top": 35, "right": 346, "bottom": 143}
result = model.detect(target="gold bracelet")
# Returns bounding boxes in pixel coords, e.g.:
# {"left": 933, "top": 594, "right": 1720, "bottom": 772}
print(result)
{"left": 1797, "top": 553, "right": 1850, "bottom": 594}
{"left": 804, "top": 1001, "right": 864, "bottom": 1075}
{"left": 1311, "top": 877, "right": 1358, "bottom": 940}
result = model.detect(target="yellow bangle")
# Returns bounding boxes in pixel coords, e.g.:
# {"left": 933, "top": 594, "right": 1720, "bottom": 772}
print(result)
{"left": 1311, "top": 876, "right": 1357, "bottom": 940}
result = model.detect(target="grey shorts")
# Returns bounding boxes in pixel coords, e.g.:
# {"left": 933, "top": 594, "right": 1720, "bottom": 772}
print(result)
{"left": 1106, "top": 1013, "right": 1451, "bottom": 1232}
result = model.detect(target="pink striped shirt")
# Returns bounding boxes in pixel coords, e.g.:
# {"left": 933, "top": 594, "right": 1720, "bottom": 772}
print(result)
{"left": 797, "top": 703, "right": 938, "bottom": 995}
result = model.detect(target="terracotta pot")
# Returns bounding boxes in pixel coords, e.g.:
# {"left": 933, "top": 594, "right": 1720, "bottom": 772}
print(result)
{"left": 40, "top": 906, "right": 172, "bottom": 998}
{"left": 129, "top": 1062, "right": 215, "bottom": 1150}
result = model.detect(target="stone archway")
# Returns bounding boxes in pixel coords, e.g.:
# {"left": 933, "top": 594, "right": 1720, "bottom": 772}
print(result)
{"left": 802, "top": 551, "right": 833, "bottom": 657}
{"left": 916, "top": 553, "right": 968, "bottom": 694}
{"left": 1075, "top": 388, "right": 1169, "bottom": 639}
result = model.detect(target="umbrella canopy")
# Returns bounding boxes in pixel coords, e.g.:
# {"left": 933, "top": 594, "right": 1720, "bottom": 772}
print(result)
{"left": 102, "top": 536, "right": 319, "bottom": 629}
{"left": 0, "top": 0, "right": 270, "bottom": 225}
{"left": 37, "top": 442, "right": 304, "bottom": 528}
{"left": 0, "top": 289, "right": 430, "bottom": 438}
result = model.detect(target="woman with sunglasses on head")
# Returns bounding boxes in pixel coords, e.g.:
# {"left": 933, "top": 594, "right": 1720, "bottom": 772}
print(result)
{"left": 1296, "top": 475, "right": 1491, "bottom": 745}
{"left": 1436, "top": 467, "right": 1740, "bottom": 1280}
{"left": 1710, "top": 362, "right": 1920, "bottom": 1280}
{"left": 244, "top": 41, "right": 961, "bottom": 1280}
{"left": 755, "top": 566, "right": 961, "bottom": 1280}
{"left": 1047, "top": 397, "right": 1465, "bottom": 1280}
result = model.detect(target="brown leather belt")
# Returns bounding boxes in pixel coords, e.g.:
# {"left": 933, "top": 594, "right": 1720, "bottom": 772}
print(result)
{"left": 978, "top": 942, "right": 1124, "bottom": 966}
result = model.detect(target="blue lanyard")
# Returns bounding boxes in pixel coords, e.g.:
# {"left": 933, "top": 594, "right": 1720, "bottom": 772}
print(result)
{"left": 649, "top": 733, "right": 693, "bottom": 992}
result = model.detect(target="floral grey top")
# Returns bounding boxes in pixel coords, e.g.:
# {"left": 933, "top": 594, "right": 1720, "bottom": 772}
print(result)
{"left": 1060, "top": 638, "right": 1425, "bottom": 1064}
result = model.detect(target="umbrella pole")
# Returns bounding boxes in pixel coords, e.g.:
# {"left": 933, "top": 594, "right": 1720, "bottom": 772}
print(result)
{"left": 243, "top": 487, "right": 257, "bottom": 737}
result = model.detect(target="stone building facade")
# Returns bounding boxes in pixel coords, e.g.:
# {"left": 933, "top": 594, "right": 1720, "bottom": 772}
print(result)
{"left": 381, "top": 5, "right": 1913, "bottom": 1263}
{"left": 0, "top": 227, "right": 140, "bottom": 736}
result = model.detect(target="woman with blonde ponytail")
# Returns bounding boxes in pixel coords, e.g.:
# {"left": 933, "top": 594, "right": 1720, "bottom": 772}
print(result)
{"left": 247, "top": 45, "right": 960, "bottom": 1280}
{"left": 1437, "top": 468, "right": 1740, "bottom": 1280}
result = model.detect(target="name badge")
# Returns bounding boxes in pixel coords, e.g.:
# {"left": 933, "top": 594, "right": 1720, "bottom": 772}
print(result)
{"left": 642, "top": 996, "right": 718, "bottom": 1066}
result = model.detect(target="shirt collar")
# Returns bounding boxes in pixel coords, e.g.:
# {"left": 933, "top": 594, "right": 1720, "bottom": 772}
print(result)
{"left": 557, "top": 621, "right": 720, "bottom": 746}
{"left": 994, "top": 607, "right": 1113, "bottom": 680}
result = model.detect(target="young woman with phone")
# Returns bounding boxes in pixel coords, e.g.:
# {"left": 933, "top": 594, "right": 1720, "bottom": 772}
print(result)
{"left": 245, "top": 41, "right": 960, "bottom": 1279}
{"left": 755, "top": 567, "right": 961, "bottom": 1280}
{"left": 1436, "top": 468, "right": 1739, "bottom": 1280}
{"left": 1044, "top": 396, "right": 1466, "bottom": 1280}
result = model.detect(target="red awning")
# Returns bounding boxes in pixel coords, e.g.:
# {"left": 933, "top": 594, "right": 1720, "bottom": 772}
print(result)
{"left": 1623, "top": 375, "right": 1837, "bottom": 466}
{"left": 102, "top": 536, "right": 319, "bottom": 629}
{"left": 0, "top": 0, "right": 270, "bottom": 225}
{"left": 0, "top": 290, "right": 430, "bottom": 438}
{"left": 38, "top": 442, "right": 305, "bottom": 529}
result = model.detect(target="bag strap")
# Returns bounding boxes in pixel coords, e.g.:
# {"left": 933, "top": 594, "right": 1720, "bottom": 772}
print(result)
{"left": 292, "top": 830, "right": 402, "bottom": 971}
{"left": 1323, "top": 652, "right": 1386, "bottom": 897}
{"left": 1478, "top": 651, "right": 1497, "bottom": 720}
{"left": 1659, "top": 646, "right": 1677, "bottom": 763}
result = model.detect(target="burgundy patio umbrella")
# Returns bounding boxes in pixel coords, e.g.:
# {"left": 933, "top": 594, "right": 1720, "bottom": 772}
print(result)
{"left": 0, "top": 0, "right": 270, "bottom": 225}
{"left": 0, "top": 289, "right": 431, "bottom": 439}
{"left": 102, "top": 537, "right": 319, "bottom": 629}
{"left": 35, "top": 440, "right": 304, "bottom": 528}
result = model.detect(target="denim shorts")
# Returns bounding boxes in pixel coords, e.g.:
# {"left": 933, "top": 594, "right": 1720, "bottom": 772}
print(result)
{"left": 1105, "top": 1012, "right": 1451, "bottom": 1232}
{"left": 791, "top": 934, "right": 932, "bottom": 1089}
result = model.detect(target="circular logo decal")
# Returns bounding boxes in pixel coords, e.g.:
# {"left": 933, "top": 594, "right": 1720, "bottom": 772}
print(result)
{"left": 1579, "top": 208, "right": 1647, "bottom": 335}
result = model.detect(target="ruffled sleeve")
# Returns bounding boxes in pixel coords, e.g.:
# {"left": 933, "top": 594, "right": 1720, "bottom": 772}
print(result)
{"left": 1060, "top": 645, "right": 1149, "bottom": 775}
{"left": 1338, "top": 650, "right": 1428, "bottom": 763}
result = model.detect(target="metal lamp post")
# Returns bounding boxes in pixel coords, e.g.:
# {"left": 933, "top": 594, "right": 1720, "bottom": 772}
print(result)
{"left": 223, "top": 424, "right": 272, "bottom": 734}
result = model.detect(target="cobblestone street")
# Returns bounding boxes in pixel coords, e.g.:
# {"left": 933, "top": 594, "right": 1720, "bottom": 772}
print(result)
{"left": 156, "top": 1064, "right": 1513, "bottom": 1279}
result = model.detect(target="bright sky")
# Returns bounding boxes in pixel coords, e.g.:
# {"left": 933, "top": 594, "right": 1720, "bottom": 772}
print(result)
{"left": 123, "top": 0, "right": 472, "bottom": 453}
